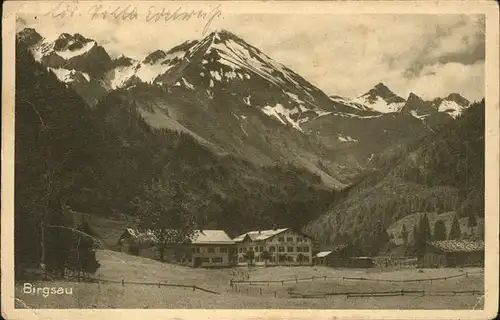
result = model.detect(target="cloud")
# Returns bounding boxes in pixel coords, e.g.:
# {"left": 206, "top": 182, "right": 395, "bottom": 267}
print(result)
{"left": 19, "top": 12, "right": 485, "bottom": 101}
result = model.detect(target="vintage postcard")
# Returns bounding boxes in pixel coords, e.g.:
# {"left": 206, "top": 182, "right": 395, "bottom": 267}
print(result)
{"left": 2, "top": 0, "right": 499, "bottom": 319}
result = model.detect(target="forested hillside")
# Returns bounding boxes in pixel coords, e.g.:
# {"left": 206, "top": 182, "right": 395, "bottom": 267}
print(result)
{"left": 15, "top": 41, "right": 340, "bottom": 273}
{"left": 304, "top": 100, "right": 485, "bottom": 254}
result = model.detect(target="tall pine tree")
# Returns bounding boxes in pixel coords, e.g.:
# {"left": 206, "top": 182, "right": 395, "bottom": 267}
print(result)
{"left": 433, "top": 219, "right": 447, "bottom": 241}
{"left": 448, "top": 215, "right": 462, "bottom": 240}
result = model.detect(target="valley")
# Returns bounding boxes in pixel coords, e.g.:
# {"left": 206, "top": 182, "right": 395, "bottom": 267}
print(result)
{"left": 13, "top": 23, "right": 485, "bottom": 307}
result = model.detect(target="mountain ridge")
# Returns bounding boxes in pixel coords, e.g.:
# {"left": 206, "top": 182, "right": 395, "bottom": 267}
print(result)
{"left": 16, "top": 27, "right": 475, "bottom": 186}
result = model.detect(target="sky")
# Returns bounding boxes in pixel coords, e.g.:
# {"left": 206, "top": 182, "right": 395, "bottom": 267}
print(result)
{"left": 17, "top": 6, "right": 485, "bottom": 101}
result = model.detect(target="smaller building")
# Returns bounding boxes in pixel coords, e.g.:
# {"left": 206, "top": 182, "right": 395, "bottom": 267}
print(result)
{"left": 314, "top": 244, "right": 373, "bottom": 268}
{"left": 190, "top": 230, "right": 236, "bottom": 268}
{"left": 421, "top": 240, "right": 484, "bottom": 268}
{"left": 117, "top": 228, "right": 235, "bottom": 268}
{"left": 117, "top": 228, "right": 160, "bottom": 260}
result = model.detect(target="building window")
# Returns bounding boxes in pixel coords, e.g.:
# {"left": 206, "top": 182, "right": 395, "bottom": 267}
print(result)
{"left": 243, "top": 248, "right": 247, "bottom": 252}
{"left": 296, "top": 247, "right": 302, "bottom": 252}
{"left": 297, "top": 237, "right": 303, "bottom": 242}
{"left": 201, "top": 257, "right": 209, "bottom": 263}
{"left": 270, "top": 256, "right": 275, "bottom": 262}
{"left": 212, "top": 257, "right": 223, "bottom": 263}
{"left": 192, "top": 247, "right": 200, "bottom": 253}
{"left": 287, "top": 237, "right": 293, "bottom": 242}
{"left": 259, "top": 246, "right": 264, "bottom": 252}
{"left": 278, "top": 246, "right": 285, "bottom": 252}
{"left": 303, "top": 256, "right": 309, "bottom": 262}
{"left": 208, "top": 247, "right": 215, "bottom": 253}
{"left": 278, "top": 237, "right": 284, "bottom": 242}
{"left": 287, "top": 256, "right": 294, "bottom": 262}
{"left": 302, "top": 247, "right": 310, "bottom": 252}
{"left": 220, "top": 247, "right": 228, "bottom": 253}
{"left": 287, "top": 247, "right": 294, "bottom": 253}
{"left": 269, "top": 246, "right": 276, "bottom": 252}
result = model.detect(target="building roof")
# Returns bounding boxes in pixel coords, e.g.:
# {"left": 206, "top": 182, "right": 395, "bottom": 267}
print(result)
{"left": 233, "top": 228, "right": 289, "bottom": 242}
{"left": 191, "top": 230, "right": 235, "bottom": 245}
{"left": 427, "top": 240, "right": 484, "bottom": 253}
{"left": 316, "top": 251, "right": 333, "bottom": 258}
{"left": 315, "top": 244, "right": 350, "bottom": 258}
{"left": 120, "top": 228, "right": 234, "bottom": 245}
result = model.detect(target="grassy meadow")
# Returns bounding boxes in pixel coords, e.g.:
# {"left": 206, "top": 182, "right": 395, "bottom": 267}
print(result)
{"left": 15, "top": 249, "right": 484, "bottom": 309}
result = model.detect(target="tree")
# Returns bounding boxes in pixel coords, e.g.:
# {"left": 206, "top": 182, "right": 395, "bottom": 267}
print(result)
{"left": 467, "top": 211, "right": 478, "bottom": 235}
{"left": 401, "top": 224, "right": 409, "bottom": 246}
{"left": 243, "top": 249, "right": 255, "bottom": 267}
{"left": 133, "top": 181, "right": 197, "bottom": 262}
{"left": 448, "top": 215, "right": 462, "bottom": 240}
{"left": 367, "top": 220, "right": 390, "bottom": 256}
{"left": 433, "top": 219, "right": 447, "bottom": 241}
{"left": 260, "top": 250, "right": 271, "bottom": 267}
{"left": 412, "top": 224, "right": 418, "bottom": 248}
{"left": 74, "top": 221, "right": 101, "bottom": 276}
{"left": 411, "top": 214, "right": 432, "bottom": 258}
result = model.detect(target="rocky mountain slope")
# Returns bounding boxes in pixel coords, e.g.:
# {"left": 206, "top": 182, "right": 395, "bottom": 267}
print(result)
{"left": 17, "top": 27, "right": 473, "bottom": 187}
{"left": 304, "top": 100, "right": 485, "bottom": 250}
{"left": 15, "top": 41, "right": 343, "bottom": 269}
{"left": 353, "top": 82, "right": 471, "bottom": 120}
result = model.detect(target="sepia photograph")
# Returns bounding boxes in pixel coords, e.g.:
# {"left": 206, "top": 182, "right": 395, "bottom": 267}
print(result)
{"left": 2, "top": 1, "right": 499, "bottom": 319}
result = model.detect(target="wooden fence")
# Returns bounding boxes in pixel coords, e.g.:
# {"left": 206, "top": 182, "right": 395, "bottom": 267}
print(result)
{"left": 231, "top": 271, "right": 483, "bottom": 286}
{"left": 342, "top": 270, "right": 483, "bottom": 283}
{"left": 288, "top": 289, "right": 484, "bottom": 299}
{"left": 82, "top": 276, "right": 220, "bottom": 295}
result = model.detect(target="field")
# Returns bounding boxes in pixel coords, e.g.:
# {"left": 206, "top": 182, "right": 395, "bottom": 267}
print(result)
{"left": 15, "top": 249, "right": 484, "bottom": 309}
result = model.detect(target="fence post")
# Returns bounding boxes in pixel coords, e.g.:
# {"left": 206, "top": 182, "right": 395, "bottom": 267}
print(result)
{"left": 260, "top": 288, "right": 262, "bottom": 295}
{"left": 158, "top": 282, "right": 161, "bottom": 288}
{"left": 122, "top": 279, "right": 124, "bottom": 286}
{"left": 281, "top": 281, "right": 284, "bottom": 286}
{"left": 193, "top": 286, "right": 195, "bottom": 291}
{"left": 295, "top": 276, "right": 298, "bottom": 283}
{"left": 324, "top": 276, "right": 327, "bottom": 281}
{"left": 466, "top": 272, "right": 469, "bottom": 278}
{"left": 274, "top": 291, "right": 277, "bottom": 298}
{"left": 401, "top": 289, "right": 404, "bottom": 296}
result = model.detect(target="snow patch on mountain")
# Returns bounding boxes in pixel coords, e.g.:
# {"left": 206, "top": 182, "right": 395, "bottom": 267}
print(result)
{"left": 338, "top": 134, "right": 358, "bottom": 142}
{"left": 353, "top": 95, "right": 405, "bottom": 113}
{"left": 410, "top": 110, "right": 430, "bottom": 120}
{"left": 436, "top": 100, "right": 465, "bottom": 119}
{"left": 330, "top": 95, "right": 375, "bottom": 112}
{"left": 181, "top": 77, "right": 195, "bottom": 90}
{"left": 261, "top": 103, "right": 303, "bottom": 132}
{"left": 56, "top": 41, "right": 96, "bottom": 59}
{"left": 48, "top": 67, "right": 90, "bottom": 84}
{"left": 210, "top": 70, "right": 222, "bottom": 81}
{"left": 285, "top": 91, "right": 305, "bottom": 104}
{"left": 135, "top": 63, "right": 175, "bottom": 84}
{"left": 243, "top": 95, "right": 251, "bottom": 106}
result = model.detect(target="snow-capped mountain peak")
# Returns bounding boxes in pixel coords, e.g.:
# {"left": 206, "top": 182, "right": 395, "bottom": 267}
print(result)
{"left": 353, "top": 83, "right": 406, "bottom": 113}
{"left": 431, "top": 93, "right": 471, "bottom": 119}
